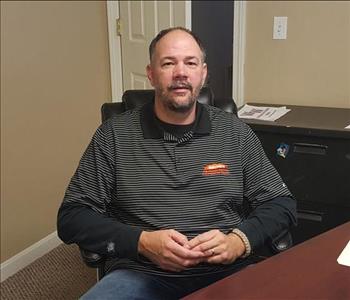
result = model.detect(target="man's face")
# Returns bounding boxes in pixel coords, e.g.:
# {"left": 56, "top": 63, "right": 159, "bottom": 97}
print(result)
{"left": 147, "top": 30, "right": 207, "bottom": 113}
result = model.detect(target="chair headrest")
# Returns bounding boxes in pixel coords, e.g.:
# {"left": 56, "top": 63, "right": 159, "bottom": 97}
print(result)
{"left": 101, "top": 102, "right": 125, "bottom": 122}
{"left": 122, "top": 90, "right": 154, "bottom": 110}
{"left": 214, "top": 97, "right": 238, "bottom": 115}
{"left": 122, "top": 86, "right": 214, "bottom": 110}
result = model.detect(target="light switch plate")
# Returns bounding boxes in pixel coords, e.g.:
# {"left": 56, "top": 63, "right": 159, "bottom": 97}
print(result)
{"left": 273, "top": 16, "right": 288, "bottom": 40}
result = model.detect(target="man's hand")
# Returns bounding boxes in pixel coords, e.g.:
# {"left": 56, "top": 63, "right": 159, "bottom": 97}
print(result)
{"left": 138, "top": 229, "right": 207, "bottom": 272}
{"left": 187, "top": 230, "right": 246, "bottom": 264}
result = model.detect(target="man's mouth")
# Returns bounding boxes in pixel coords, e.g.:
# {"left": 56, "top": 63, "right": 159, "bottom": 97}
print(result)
{"left": 172, "top": 88, "right": 189, "bottom": 94}
{"left": 168, "top": 82, "right": 192, "bottom": 92}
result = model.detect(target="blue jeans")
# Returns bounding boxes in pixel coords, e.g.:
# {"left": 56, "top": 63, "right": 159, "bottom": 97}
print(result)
{"left": 81, "top": 263, "right": 251, "bottom": 300}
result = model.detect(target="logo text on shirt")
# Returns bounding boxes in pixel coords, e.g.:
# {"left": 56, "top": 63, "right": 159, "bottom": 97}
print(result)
{"left": 202, "top": 163, "right": 230, "bottom": 176}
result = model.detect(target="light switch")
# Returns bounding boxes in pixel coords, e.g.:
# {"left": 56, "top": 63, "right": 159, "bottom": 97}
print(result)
{"left": 273, "top": 16, "right": 288, "bottom": 40}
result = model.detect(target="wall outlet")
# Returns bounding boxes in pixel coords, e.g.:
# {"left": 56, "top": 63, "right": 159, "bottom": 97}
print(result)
{"left": 273, "top": 16, "right": 288, "bottom": 40}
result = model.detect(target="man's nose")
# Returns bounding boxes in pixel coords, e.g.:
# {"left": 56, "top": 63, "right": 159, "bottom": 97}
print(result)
{"left": 173, "top": 62, "right": 188, "bottom": 79}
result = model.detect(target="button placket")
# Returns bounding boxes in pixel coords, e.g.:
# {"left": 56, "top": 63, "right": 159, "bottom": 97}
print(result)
{"left": 164, "top": 131, "right": 193, "bottom": 175}
{"left": 175, "top": 143, "right": 186, "bottom": 180}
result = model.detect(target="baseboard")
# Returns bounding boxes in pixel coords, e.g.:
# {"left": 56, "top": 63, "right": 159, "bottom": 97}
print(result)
{"left": 1, "top": 231, "right": 62, "bottom": 282}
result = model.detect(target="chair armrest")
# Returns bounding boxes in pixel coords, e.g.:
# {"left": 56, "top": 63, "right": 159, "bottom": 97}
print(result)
{"left": 79, "top": 248, "right": 106, "bottom": 268}
{"left": 252, "top": 230, "right": 293, "bottom": 262}
{"left": 270, "top": 230, "right": 293, "bottom": 254}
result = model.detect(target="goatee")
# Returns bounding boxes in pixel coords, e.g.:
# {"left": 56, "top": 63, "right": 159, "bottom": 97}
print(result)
{"left": 158, "top": 81, "right": 201, "bottom": 113}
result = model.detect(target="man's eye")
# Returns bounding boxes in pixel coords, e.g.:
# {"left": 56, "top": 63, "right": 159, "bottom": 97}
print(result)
{"left": 162, "top": 62, "right": 173, "bottom": 67}
{"left": 187, "top": 61, "right": 198, "bottom": 67}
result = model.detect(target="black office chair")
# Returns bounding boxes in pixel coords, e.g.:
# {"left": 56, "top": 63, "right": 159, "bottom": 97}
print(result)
{"left": 80, "top": 87, "right": 291, "bottom": 279}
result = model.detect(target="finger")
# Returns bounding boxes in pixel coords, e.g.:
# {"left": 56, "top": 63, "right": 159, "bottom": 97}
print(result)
{"left": 190, "top": 232, "right": 223, "bottom": 252}
{"left": 187, "top": 230, "right": 217, "bottom": 249}
{"left": 182, "top": 258, "right": 205, "bottom": 267}
{"left": 206, "top": 253, "right": 235, "bottom": 265}
{"left": 204, "top": 245, "right": 237, "bottom": 265}
{"left": 205, "top": 255, "right": 223, "bottom": 264}
{"left": 188, "top": 232, "right": 212, "bottom": 248}
{"left": 161, "top": 247, "right": 204, "bottom": 269}
{"left": 169, "top": 230, "right": 189, "bottom": 246}
{"left": 203, "top": 247, "right": 227, "bottom": 264}
{"left": 147, "top": 249, "right": 187, "bottom": 272}
{"left": 191, "top": 240, "right": 217, "bottom": 253}
{"left": 168, "top": 239, "right": 205, "bottom": 259}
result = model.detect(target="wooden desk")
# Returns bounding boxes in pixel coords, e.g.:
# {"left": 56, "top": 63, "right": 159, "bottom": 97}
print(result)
{"left": 184, "top": 222, "right": 350, "bottom": 300}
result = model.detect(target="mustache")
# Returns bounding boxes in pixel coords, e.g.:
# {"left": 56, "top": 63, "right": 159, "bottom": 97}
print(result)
{"left": 168, "top": 81, "right": 193, "bottom": 91}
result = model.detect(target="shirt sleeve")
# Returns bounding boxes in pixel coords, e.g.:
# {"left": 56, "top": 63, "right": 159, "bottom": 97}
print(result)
{"left": 236, "top": 123, "right": 297, "bottom": 250}
{"left": 57, "top": 123, "right": 142, "bottom": 259}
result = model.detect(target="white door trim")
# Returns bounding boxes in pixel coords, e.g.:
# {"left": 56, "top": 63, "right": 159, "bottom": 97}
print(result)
{"left": 185, "top": 0, "right": 192, "bottom": 29}
{"left": 232, "top": 1, "right": 246, "bottom": 109}
{"left": 107, "top": 1, "right": 123, "bottom": 102}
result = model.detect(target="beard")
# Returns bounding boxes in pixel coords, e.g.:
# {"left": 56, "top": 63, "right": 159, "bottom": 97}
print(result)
{"left": 156, "top": 80, "right": 202, "bottom": 113}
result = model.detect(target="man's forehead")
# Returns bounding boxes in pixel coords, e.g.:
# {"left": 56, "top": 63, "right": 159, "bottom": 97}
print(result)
{"left": 154, "top": 30, "right": 202, "bottom": 58}
{"left": 161, "top": 29, "right": 194, "bottom": 40}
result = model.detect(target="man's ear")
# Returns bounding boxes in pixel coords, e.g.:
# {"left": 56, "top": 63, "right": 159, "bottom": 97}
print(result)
{"left": 146, "top": 64, "right": 154, "bottom": 87}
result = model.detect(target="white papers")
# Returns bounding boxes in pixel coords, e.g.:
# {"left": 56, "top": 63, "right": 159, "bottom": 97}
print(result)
{"left": 238, "top": 104, "right": 291, "bottom": 122}
{"left": 345, "top": 124, "right": 350, "bottom": 129}
{"left": 337, "top": 240, "right": 350, "bottom": 267}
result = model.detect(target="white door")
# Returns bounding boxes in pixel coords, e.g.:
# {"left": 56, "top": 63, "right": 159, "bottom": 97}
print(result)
{"left": 119, "top": 1, "right": 187, "bottom": 91}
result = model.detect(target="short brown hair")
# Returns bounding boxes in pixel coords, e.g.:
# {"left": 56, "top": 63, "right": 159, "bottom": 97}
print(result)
{"left": 149, "top": 27, "right": 206, "bottom": 63}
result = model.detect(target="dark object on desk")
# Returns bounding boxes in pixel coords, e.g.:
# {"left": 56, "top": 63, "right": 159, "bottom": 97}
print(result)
{"left": 80, "top": 90, "right": 291, "bottom": 279}
{"left": 242, "top": 104, "right": 350, "bottom": 245}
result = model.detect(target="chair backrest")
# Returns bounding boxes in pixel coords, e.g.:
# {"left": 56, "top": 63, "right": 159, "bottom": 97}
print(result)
{"left": 101, "top": 87, "right": 237, "bottom": 122}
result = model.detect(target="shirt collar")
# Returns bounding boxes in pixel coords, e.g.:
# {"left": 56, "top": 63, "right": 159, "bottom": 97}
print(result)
{"left": 140, "top": 100, "right": 211, "bottom": 139}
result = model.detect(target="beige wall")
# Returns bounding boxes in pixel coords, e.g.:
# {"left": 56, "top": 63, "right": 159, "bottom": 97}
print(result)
{"left": 245, "top": 1, "right": 350, "bottom": 108}
{"left": 1, "top": 1, "right": 111, "bottom": 262}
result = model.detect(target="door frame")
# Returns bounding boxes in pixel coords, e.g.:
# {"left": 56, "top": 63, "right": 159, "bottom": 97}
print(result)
{"left": 106, "top": 0, "right": 123, "bottom": 102}
{"left": 106, "top": 0, "right": 246, "bottom": 106}
{"left": 232, "top": 0, "right": 246, "bottom": 108}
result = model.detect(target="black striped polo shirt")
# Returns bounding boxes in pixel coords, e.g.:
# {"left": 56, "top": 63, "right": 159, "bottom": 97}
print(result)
{"left": 58, "top": 101, "right": 296, "bottom": 277}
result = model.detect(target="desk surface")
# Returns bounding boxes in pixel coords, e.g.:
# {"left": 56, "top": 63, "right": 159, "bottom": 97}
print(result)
{"left": 184, "top": 222, "right": 350, "bottom": 300}
{"left": 241, "top": 104, "right": 350, "bottom": 139}
{"left": 244, "top": 103, "right": 350, "bottom": 131}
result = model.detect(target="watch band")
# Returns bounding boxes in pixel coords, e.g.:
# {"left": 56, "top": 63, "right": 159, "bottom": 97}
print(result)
{"left": 231, "top": 228, "right": 251, "bottom": 258}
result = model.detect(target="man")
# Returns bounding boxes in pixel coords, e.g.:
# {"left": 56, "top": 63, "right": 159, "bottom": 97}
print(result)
{"left": 57, "top": 27, "right": 296, "bottom": 299}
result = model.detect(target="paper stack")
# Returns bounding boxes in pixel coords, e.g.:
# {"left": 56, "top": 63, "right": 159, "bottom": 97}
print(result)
{"left": 337, "top": 240, "right": 350, "bottom": 267}
{"left": 238, "top": 104, "right": 291, "bottom": 122}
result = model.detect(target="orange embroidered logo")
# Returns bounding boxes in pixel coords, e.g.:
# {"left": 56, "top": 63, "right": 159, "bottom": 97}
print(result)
{"left": 202, "top": 163, "right": 230, "bottom": 176}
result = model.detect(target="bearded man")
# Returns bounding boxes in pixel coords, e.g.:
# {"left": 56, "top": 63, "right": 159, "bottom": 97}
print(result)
{"left": 58, "top": 27, "right": 296, "bottom": 300}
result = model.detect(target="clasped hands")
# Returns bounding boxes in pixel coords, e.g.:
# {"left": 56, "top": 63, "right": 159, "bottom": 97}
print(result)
{"left": 138, "top": 229, "right": 246, "bottom": 272}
